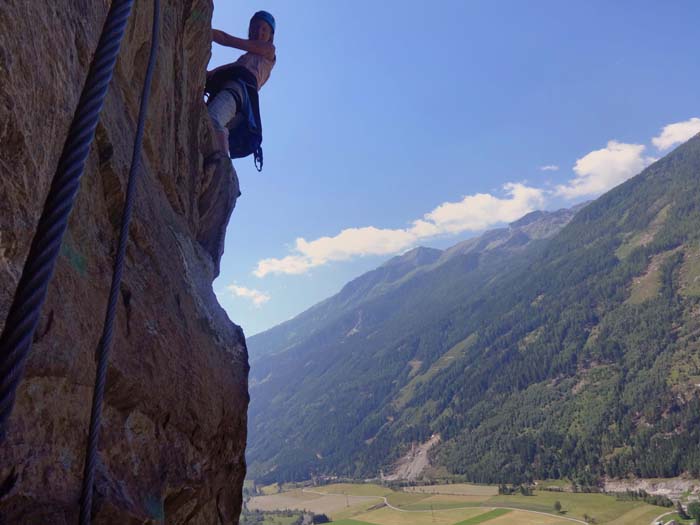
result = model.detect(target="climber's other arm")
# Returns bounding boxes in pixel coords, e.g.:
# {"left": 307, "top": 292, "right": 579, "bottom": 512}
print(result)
{"left": 212, "top": 29, "right": 275, "bottom": 60}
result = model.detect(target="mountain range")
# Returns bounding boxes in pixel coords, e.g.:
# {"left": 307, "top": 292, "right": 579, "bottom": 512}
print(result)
{"left": 247, "top": 134, "right": 700, "bottom": 486}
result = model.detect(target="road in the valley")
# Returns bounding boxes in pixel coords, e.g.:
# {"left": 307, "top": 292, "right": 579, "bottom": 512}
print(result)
{"left": 649, "top": 509, "right": 676, "bottom": 525}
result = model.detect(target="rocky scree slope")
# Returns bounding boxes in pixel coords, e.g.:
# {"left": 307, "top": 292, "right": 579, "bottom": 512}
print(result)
{"left": 0, "top": 2, "right": 247, "bottom": 524}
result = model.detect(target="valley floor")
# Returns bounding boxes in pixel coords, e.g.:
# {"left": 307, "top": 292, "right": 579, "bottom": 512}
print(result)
{"left": 247, "top": 483, "right": 673, "bottom": 525}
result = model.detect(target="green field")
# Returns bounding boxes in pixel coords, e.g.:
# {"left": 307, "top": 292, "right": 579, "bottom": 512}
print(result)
{"left": 404, "top": 484, "right": 498, "bottom": 497}
{"left": 536, "top": 480, "right": 572, "bottom": 490}
{"left": 315, "top": 484, "right": 394, "bottom": 497}
{"left": 452, "top": 509, "right": 511, "bottom": 524}
{"left": 247, "top": 482, "right": 674, "bottom": 525}
{"left": 260, "top": 483, "right": 283, "bottom": 495}
{"left": 260, "top": 515, "right": 299, "bottom": 525}
{"left": 333, "top": 519, "right": 382, "bottom": 525}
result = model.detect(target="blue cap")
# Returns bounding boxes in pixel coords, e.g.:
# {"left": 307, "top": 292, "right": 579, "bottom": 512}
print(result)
{"left": 252, "top": 10, "right": 275, "bottom": 33}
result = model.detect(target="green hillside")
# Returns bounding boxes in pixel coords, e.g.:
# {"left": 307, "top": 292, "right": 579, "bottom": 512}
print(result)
{"left": 247, "top": 246, "right": 443, "bottom": 362}
{"left": 248, "top": 134, "right": 700, "bottom": 485}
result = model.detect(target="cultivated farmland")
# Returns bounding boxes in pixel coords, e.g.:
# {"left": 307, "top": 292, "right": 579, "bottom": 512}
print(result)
{"left": 246, "top": 482, "right": 672, "bottom": 525}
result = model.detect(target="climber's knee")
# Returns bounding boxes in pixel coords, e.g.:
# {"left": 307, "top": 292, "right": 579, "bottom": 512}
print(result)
{"left": 207, "top": 90, "right": 238, "bottom": 132}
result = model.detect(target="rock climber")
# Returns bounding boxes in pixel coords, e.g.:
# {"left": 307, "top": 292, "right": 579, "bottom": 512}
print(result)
{"left": 205, "top": 10, "right": 276, "bottom": 169}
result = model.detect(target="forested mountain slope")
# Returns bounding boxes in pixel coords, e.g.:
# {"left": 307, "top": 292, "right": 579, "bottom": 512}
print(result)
{"left": 249, "top": 134, "right": 700, "bottom": 486}
{"left": 247, "top": 208, "right": 579, "bottom": 362}
{"left": 247, "top": 208, "right": 580, "bottom": 480}
{"left": 246, "top": 246, "right": 441, "bottom": 362}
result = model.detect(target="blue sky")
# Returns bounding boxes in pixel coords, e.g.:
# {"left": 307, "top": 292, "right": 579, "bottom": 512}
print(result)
{"left": 210, "top": 1, "right": 700, "bottom": 336}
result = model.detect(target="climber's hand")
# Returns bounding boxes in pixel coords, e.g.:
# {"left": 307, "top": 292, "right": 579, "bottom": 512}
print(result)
{"left": 212, "top": 29, "right": 227, "bottom": 45}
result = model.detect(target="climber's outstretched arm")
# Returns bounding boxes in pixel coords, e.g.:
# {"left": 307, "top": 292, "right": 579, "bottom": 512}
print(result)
{"left": 212, "top": 29, "right": 275, "bottom": 60}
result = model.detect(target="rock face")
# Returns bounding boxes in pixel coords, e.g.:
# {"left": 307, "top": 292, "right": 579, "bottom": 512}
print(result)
{"left": 0, "top": 1, "right": 247, "bottom": 523}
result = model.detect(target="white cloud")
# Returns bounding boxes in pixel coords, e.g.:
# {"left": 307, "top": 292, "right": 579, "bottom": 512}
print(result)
{"left": 254, "top": 183, "right": 545, "bottom": 277}
{"left": 254, "top": 118, "right": 696, "bottom": 278}
{"left": 652, "top": 117, "right": 700, "bottom": 151}
{"left": 555, "top": 140, "right": 655, "bottom": 199}
{"left": 225, "top": 284, "right": 271, "bottom": 307}
{"left": 419, "top": 183, "right": 544, "bottom": 234}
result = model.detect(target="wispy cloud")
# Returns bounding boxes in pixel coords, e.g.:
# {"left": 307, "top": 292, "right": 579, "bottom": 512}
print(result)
{"left": 254, "top": 117, "right": 696, "bottom": 277}
{"left": 555, "top": 141, "right": 655, "bottom": 199}
{"left": 225, "top": 284, "right": 271, "bottom": 307}
{"left": 652, "top": 117, "right": 700, "bottom": 151}
{"left": 254, "top": 183, "right": 545, "bottom": 277}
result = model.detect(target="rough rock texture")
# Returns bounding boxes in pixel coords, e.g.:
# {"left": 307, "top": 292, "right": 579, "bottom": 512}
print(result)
{"left": 0, "top": 1, "right": 247, "bottom": 523}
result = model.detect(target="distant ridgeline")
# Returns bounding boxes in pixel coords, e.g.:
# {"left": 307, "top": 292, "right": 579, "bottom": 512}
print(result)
{"left": 248, "top": 135, "right": 700, "bottom": 486}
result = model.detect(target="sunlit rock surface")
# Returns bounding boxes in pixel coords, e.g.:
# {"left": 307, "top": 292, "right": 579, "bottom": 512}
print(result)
{"left": 0, "top": 1, "right": 247, "bottom": 523}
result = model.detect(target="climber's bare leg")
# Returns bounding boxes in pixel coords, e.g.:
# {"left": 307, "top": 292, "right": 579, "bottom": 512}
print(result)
{"left": 207, "top": 89, "right": 238, "bottom": 160}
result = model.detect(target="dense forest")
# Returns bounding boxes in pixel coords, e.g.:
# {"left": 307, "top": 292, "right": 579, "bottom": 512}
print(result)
{"left": 248, "top": 134, "right": 700, "bottom": 486}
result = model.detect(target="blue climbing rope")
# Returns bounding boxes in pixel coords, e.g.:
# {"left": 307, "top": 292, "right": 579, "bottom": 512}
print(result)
{"left": 0, "top": 0, "right": 135, "bottom": 441}
{"left": 78, "top": 1, "right": 160, "bottom": 522}
{"left": 0, "top": 0, "right": 161, "bottom": 520}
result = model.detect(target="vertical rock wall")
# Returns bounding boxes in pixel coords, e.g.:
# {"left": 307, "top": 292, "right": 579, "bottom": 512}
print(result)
{"left": 0, "top": 1, "right": 248, "bottom": 523}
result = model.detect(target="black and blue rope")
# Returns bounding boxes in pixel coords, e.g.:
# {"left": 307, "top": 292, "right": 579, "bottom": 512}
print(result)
{"left": 0, "top": 0, "right": 136, "bottom": 441}
{"left": 0, "top": 0, "right": 161, "bottom": 521}
{"left": 78, "top": 1, "right": 160, "bottom": 521}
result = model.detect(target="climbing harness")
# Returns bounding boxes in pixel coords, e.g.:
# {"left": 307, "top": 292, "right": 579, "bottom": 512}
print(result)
{"left": 0, "top": 0, "right": 160, "bottom": 522}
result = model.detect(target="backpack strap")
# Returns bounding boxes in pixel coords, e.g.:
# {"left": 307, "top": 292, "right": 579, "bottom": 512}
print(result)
{"left": 254, "top": 146, "right": 263, "bottom": 172}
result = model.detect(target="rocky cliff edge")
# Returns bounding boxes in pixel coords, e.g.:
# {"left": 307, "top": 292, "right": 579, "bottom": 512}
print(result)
{"left": 0, "top": 1, "right": 248, "bottom": 523}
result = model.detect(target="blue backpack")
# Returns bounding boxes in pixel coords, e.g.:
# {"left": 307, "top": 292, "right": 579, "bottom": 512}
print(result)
{"left": 206, "top": 65, "right": 264, "bottom": 171}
